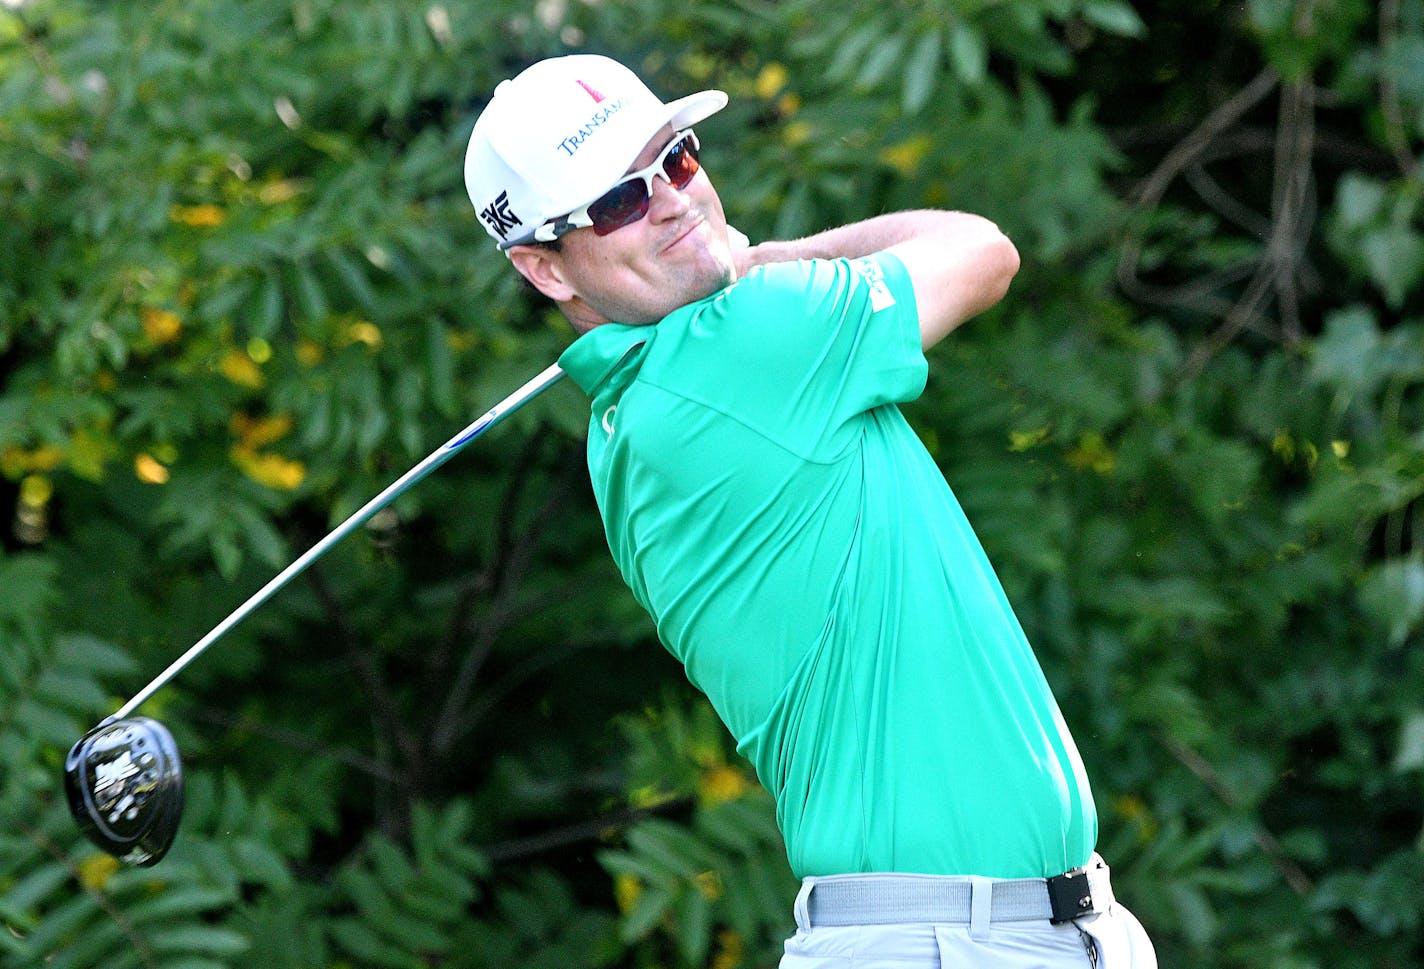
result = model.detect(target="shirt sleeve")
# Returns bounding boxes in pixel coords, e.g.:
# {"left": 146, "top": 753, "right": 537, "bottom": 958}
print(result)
{"left": 648, "top": 251, "right": 927, "bottom": 459}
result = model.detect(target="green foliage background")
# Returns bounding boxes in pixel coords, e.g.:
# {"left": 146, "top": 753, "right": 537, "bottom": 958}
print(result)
{"left": 2, "top": 0, "right": 1422, "bottom": 966}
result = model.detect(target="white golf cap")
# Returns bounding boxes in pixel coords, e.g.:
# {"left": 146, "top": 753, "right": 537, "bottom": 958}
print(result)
{"left": 465, "top": 54, "right": 727, "bottom": 249}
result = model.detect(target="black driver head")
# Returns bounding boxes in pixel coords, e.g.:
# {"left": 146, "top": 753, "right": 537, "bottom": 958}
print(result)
{"left": 64, "top": 716, "right": 184, "bottom": 867}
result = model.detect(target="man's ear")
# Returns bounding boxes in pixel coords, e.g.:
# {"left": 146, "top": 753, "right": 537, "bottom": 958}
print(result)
{"left": 508, "top": 245, "right": 576, "bottom": 302}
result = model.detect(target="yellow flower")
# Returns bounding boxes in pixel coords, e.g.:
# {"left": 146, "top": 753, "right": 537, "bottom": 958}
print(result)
{"left": 1009, "top": 426, "right": 1050, "bottom": 452}
{"left": 19, "top": 474, "right": 53, "bottom": 508}
{"left": 694, "top": 870, "right": 722, "bottom": 901}
{"left": 231, "top": 448, "right": 305, "bottom": 491}
{"left": 257, "top": 179, "right": 301, "bottom": 205}
{"left": 698, "top": 765, "right": 751, "bottom": 805}
{"left": 67, "top": 428, "right": 116, "bottom": 482}
{"left": 878, "top": 136, "right": 933, "bottom": 177}
{"left": 220, "top": 350, "right": 264, "bottom": 388}
{"left": 141, "top": 307, "right": 182, "bottom": 344}
{"left": 783, "top": 121, "right": 813, "bottom": 147}
{"left": 296, "top": 339, "right": 325, "bottom": 367}
{"left": 168, "top": 204, "right": 226, "bottom": 228}
{"left": 1111, "top": 794, "right": 1158, "bottom": 844}
{"left": 755, "top": 63, "right": 788, "bottom": 99}
{"left": 77, "top": 852, "right": 121, "bottom": 891}
{"left": 1, "top": 445, "right": 65, "bottom": 477}
{"left": 134, "top": 453, "right": 170, "bottom": 484}
{"left": 711, "top": 929, "right": 745, "bottom": 969}
{"left": 629, "top": 784, "right": 676, "bottom": 809}
{"left": 613, "top": 873, "right": 642, "bottom": 913}
{"left": 1065, "top": 431, "right": 1116, "bottom": 475}
{"left": 345, "top": 320, "right": 383, "bottom": 349}
{"left": 1271, "top": 429, "right": 1295, "bottom": 463}
{"left": 230, "top": 412, "right": 293, "bottom": 450}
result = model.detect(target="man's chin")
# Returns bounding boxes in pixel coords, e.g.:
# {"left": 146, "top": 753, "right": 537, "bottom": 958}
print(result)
{"left": 686, "top": 257, "right": 735, "bottom": 304}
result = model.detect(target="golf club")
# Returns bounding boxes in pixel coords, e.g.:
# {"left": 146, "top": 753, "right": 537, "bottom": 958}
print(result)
{"left": 66, "top": 362, "right": 566, "bottom": 865}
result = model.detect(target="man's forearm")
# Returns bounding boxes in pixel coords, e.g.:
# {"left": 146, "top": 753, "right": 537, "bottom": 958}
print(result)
{"left": 733, "top": 210, "right": 994, "bottom": 273}
{"left": 732, "top": 208, "right": 1019, "bottom": 351}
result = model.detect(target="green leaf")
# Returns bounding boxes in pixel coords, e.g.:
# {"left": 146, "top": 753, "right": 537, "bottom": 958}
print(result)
{"left": 1309, "top": 306, "right": 1383, "bottom": 395}
{"left": 330, "top": 917, "right": 424, "bottom": 969}
{"left": 1335, "top": 173, "right": 1386, "bottom": 230}
{"left": 1358, "top": 556, "right": 1424, "bottom": 648}
{"left": 675, "top": 886, "right": 712, "bottom": 965}
{"left": 1083, "top": 1, "right": 1147, "bottom": 38}
{"left": 231, "top": 838, "right": 295, "bottom": 890}
{"left": 1381, "top": 34, "right": 1424, "bottom": 102}
{"left": 1361, "top": 225, "right": 1424, "bottom": 308}
{"left": 33, "top": 669, "right": 107, "bottom": 711}
{"left": 209, "top": 528, "right": 243, "bottom": 579}
{"left": 426, "top": 319, "right": 457, "bottom": 417}
{"left": 618, "top": 885, "right": 673, "bottom": 943}
{"left": 124, "top": 887, "right": 236, "bottom": 925}
{"left": 150, "top": 923, "right": 253, "bottom": 951}
{"left": 825, "top": 24, "right": 882, "bottom": 85}
{"left": 292, "top": 261, "right": 330, "bottom": 323}
{"left": 856, "top": 29, "right": 908, "bottom": 89}
{"left": 200, "top": 276, "right": 255, "bottom": 324}
{"left": 0, "top": 861, "right": 70, "bottom": 913}
{"left": 1394, "top": 710, "right": 1424, "bottom": 773}
{"left": 948, "top": 21, "right": 988, "bottom": 84}
{"left": 328, "top": 249, "right": 379, "bottom": 311}
{"left": 53, "top": 633, "right": 136, "bottom": 678}
{"left": 36, "top": 919, "right": 125, "bottom": 969}
{"left": 626, "top": 821, "right": 703, "bottom": 879}
{"left": 903, "top": 28, "right": 942, "bottom": 113}
{"left": 253, "top": 270, "right": 285, "bottom": 339}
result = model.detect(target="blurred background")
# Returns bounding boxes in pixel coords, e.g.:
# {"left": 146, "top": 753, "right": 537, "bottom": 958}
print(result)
{"left": 2, "top": 0, "right": 1421, "bottom": 966}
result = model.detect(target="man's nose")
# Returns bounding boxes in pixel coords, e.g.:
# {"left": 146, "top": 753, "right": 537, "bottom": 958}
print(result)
{"left": 647, "top": 172, "right": 691, "bottom": 222}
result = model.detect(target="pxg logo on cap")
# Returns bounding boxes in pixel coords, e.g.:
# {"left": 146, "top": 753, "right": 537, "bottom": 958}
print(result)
{"left": 464, "top": 54, "right": 727, "bottom": 249}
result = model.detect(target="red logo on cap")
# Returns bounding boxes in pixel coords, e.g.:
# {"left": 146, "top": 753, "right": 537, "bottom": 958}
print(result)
{"left": 576, "top": 80, "right": 606, "bottom": 103}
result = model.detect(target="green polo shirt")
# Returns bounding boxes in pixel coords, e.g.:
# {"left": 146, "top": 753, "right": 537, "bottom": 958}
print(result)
{"left": 558, "top": 253, "right": 1096, "bottom": 879}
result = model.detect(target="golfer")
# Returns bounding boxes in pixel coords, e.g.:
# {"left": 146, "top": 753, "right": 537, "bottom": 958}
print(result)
{"left": 464, "top": 54, "right": 1156, "bottom": 968}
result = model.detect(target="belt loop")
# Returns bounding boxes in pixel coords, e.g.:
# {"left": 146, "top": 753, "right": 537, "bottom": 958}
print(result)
{"left": 794, "top": 878, "right": 815, "bottom": 932}
{"left": 969, "top": 876, "right": 992, "bottom": 940}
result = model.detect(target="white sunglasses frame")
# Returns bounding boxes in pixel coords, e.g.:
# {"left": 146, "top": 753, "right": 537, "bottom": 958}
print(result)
{"left": 525, "top": 129, "right": 700, "bottom": 246}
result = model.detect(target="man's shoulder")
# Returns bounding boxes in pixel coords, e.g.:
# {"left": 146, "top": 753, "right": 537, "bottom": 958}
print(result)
{"left": 721, "top": 253, "right": 908, "bottom": 324}
{"left": 707, "top": 256, "right": 852, "bottom": 316}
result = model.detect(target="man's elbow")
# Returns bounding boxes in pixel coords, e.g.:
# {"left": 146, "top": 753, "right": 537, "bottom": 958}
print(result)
{"left": 985, "top": 229, "right": 1021, "bottom": 305}
{"left": 965, "top": 229, "right": 1020, "bottom": 317}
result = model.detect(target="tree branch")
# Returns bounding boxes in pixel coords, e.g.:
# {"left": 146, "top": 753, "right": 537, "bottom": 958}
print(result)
{"left": 430, "top": 438, "right": 584, "bottom": 756}
{"left": 483, "top": 796, "right": 695, "bottom": 866}
{"left": 1176, "top": 74, "right": 1316, "bottom": 380}
{"left": 457, "top": 628, "right": 613, "bottom": 738}
{"left": 304, "top": 561, "right": 423, "bottom": 777}
{"left": 22, "top": 821, "right": 157, "bottom": 968}
{"left": 428, "top": 426, "right": 555, "bottom": 691}
{"left": 1158, "top": 733, "right": 1314, "bottom": 898}
{"left": 183, "top": 705, "right": 400, "bottom": 782}
{"left": 1116, "top": 66, "right": 1280, "bottom": 314}
{"left": 1184, "top": 164, "right": 1271, "bottom": 240}
{"left": 1379, "top": 0, "right": 1418, "bottom": 178}
{"left": 1125, "top": 67, "right": 1280, "bottom": 211}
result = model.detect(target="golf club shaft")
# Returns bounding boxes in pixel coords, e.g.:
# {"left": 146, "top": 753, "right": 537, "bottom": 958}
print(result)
{"left": 107, "top": 363, "right": 566, "bottom": 724}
